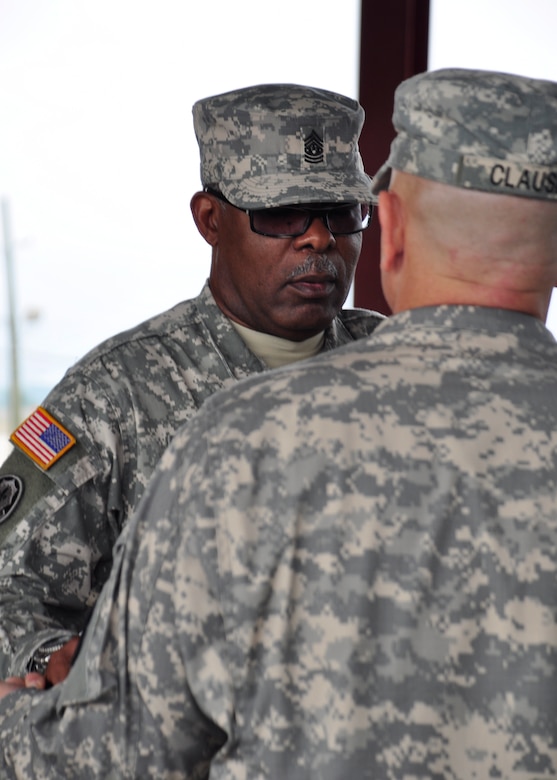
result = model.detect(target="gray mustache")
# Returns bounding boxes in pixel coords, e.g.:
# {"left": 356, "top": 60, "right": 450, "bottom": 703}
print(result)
{"left": 288, "top": 255, "right": 338, "bottom": 279}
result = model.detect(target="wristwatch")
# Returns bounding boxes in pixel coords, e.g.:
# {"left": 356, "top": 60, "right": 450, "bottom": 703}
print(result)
{"left": 27, "top": 640, "right": 67, "bottom": 675}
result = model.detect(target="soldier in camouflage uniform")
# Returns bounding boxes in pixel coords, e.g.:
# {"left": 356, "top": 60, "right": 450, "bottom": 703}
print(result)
{"left": 0, "top": 83, "right": 382, "bottom": 683}
{"left": 1, "top": 66, "right": 557, "bottom": 778}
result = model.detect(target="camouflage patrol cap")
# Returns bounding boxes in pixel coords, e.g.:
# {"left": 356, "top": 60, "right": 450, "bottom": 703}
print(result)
{"left": 193, "top": 83, "right": 373, "bottom": 209}
{"left": 372, "top": 68, "right": 557, "bottom": 202}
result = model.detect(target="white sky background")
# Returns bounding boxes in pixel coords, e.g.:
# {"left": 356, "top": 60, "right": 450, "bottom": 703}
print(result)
{"left": 1, "top": 0, "right": 557, "bottom": 402}
{"left": 0, "top": 0, "right": 362, "bottom": 396}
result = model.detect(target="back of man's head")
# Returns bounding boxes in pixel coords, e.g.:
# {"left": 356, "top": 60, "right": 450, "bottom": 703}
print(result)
{"left": 372, "top": 68, "right": 557, "bottom": 318}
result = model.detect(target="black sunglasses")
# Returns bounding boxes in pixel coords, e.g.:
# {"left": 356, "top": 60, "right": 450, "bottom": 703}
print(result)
{"left": 206, "top": 188, "right": 372, "bottom": 238}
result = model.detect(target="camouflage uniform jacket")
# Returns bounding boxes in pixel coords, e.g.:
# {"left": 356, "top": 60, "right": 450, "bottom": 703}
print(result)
{"left": 0, "top": 280, "right": 384, "bottom": 676}
{"left": 1, "top": 304, "right": 557, "bottom": 778}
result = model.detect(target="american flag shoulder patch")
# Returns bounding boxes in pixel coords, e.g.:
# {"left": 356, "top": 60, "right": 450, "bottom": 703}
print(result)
{"left": 10, "top": 407, "right": 76, "bottom": 470}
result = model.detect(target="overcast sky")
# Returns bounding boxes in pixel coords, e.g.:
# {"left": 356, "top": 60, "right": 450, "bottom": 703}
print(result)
{"left": 1, "top": 0, "right": 557, "bottom": 409}
{"left": 0, "top": 0, "right": 362, "bottom": 398}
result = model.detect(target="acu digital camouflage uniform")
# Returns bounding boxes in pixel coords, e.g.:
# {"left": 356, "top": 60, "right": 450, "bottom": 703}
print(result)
{"left": 0, "top": 81, "right": 380, "bottom": 676}
{"left": 3, "top": 67, "right": 557, "bottom": 779}
{"left": 1, "top": 305, "right": 557, "bottom": 778}
{"left": 0, "top": 282, "right": 381, "bottom": 676}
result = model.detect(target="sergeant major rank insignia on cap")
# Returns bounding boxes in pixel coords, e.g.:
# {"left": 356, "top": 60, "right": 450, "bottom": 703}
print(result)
{"left": 10, "top": 407, "right": 76, "bottom": 470}
{"left": 304, "top": 129, "right": 324, "bottom": 164}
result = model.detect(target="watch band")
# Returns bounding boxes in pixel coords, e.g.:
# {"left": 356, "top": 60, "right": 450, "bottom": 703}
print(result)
{"left": 28, "top": 640, "right": 67, "bottom": 675}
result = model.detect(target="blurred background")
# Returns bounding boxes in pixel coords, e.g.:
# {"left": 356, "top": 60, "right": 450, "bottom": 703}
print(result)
{"left": 1, "top": 0, "right": 557, "bottom": 459}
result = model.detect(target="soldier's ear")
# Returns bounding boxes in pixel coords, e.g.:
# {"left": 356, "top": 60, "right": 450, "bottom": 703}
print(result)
{"left": 378, "top": 189, "right": 404, "bottom": 274}
{"left": 190, "top": 191, "right": 222, "bottom": 246}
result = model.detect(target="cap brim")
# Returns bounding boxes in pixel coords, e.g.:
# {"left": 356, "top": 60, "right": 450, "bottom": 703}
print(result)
{"left": 221, "top": 171, "right": 374, "bottom": 210}
{"left": 370, "top": 162, "right": 392, "bottom": 202}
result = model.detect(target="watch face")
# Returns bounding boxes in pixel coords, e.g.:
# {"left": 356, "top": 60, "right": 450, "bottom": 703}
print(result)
{"left": 29, "top": 655, "right": 49, "bottom": 675}
{"left": 0, "top": 475, "right": 23, "bottom": 525}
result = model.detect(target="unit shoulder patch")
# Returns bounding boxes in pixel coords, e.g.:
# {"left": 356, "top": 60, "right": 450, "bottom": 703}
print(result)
{"left": 0, "top": 475, "right": 23, "bottom": 525}
{"left": 10, "top": 407, "right": 76, "bottom": 470}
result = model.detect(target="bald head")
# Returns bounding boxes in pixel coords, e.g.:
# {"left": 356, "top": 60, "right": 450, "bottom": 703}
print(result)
{"left": 378, "top": 170, "right": 557, "bottom": 320}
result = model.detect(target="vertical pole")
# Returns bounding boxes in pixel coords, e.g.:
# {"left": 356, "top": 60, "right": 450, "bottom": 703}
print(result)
{"left": 355, "top": 0, "right": 430, "bottom": 314}
{"left": 2, "top": 198, "right": 21, "bottom": 430}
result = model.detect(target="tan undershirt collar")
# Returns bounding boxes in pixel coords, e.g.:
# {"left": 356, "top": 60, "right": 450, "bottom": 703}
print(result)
{"left": 232, "top": 321, "right": 325, "bottom": 368}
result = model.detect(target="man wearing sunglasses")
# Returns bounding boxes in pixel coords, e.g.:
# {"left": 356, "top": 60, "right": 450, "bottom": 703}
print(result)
{"left": 0, "top": 83, "right": 382, "bottom": 685}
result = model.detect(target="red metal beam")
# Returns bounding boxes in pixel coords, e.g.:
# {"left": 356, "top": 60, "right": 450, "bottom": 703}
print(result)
{"left": 355, "top": 0, "right": 430, "bottom": 313}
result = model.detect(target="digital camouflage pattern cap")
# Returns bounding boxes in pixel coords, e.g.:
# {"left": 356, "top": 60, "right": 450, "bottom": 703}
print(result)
{"left": 193, "top": 83, "right": 373, "bottom": 209}
{"left": 372, "top": 67, "right": 557, "bottom": 202}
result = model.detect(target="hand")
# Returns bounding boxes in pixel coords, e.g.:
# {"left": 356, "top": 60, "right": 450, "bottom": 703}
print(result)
{"left": 45, "top": 635, "right": 81, "bottom": 686}
{"left": 0, "top": 672, "right": 46, "bottom": 699}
